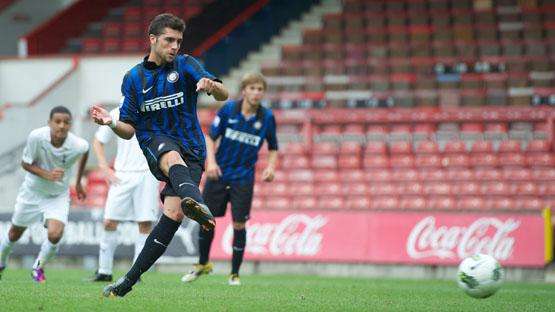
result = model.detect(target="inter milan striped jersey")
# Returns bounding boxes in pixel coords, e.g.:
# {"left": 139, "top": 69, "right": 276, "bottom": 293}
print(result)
{"left": 119, "top": 55, "right": 218, "bottom": 161}
{"left": 209, "top": 100, "right": 278, "bottom": 182}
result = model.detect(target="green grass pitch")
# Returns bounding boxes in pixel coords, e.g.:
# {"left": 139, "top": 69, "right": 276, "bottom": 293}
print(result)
{"left": 1, "top": 269, "right": 554, "bottom": 311}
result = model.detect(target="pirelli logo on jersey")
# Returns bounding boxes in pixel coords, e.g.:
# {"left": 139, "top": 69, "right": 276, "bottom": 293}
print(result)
{"left": 224, "top": 128, "right": 261, "bottom": 146}
{"left": 141, "top": 92, "right": 184, "bottom": 112}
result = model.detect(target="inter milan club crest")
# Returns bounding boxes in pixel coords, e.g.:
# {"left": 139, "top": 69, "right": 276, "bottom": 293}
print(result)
{"left": 167, "top": 71, "right": 179, "bottom": 83}
{"left": 254, "top": 121, "right": 262, "bottom": 130}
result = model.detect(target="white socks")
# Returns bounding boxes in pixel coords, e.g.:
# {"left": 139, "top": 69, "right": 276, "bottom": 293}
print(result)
{"left": 34, "top": 239, "right": 58, "bottom": 269}
{"left": 134, "top": 233, "right": 148, "bottom": 263}
{"left": 98, "top": 229, "right": 118, "bottom": 275}
{"left": 0, "top": 232, "right": 15, "bottom": 267}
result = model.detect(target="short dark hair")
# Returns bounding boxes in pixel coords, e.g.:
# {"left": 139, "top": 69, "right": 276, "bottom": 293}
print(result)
{"left": 148, "top": 13, "right": 185, "bottom": 36}
{"left": 49, "top": 106, "right": 72, "bottom": 120}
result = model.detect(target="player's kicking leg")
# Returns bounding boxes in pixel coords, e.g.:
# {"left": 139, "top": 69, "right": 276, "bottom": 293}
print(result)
{"left": 0, "top": 225, "right": 27, "bottom": 280}
{"left": 31, "top": 219, "right": 64, "bottom": 283}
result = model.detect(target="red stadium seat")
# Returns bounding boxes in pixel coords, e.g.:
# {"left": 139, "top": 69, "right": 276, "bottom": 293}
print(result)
{"left": 414, "top": 141, "right": 439, "bottom": 154}
{"left": 345, "top": 196, "right": 371, "bottom": 210}
{"left": 293, "top": 197, "right": 317, "bottom": 210}
{"left": 423, "top": 182, "right": 451, "bottom": 195}
{"left": 455, "top": 181, "right": 480, "bottom": 195}
{"left": 399, "top": 196, "right": 427, "bottom": 210}
{"left": 282, "top": 155, "right": 309, "bottom": 169}
{"left": 443, "top": 166, "right": 471, "bottom": 180}
{"left": 365, "top": 142, "right": 387, "bottom": 154}
{"left": 338, "top": 155, "right": 361, "bottom": 168}
{"left": 515, "top": 197, "right": 543, "bottom": 211}
{"left": 251, "top": 197, "right": 264, "bottom": 210}
{"left": 390, "top": 141, "right": 412, "bottom": 154}
{"left": 415, "top": 154, "right": 441, "bottom": 167}
{"left": 289, "top": 183, "right": 314, "bottom": 196}
{"left": 502, "top": 167, "right": 531, "bottom": 180}
{"left": 441, "top": 154, "right": 470, "bottom": 167}
{"left": 314, "top": 182, "right": 342, "bottom": 195}
{"left": 418, "top": 168, "right": 446, "bottom": 181}
{"left": 498, "top": 140, "right": 521, "bottom": 153}
{"left": 368, "top": 183, "right": 396, "bottom": 195}
{"left": 340, "top": 169, "right": 365, "bottom": 182}
{"left": 525, "top": 140, "right": 551, "bottom": 152}
{"left": 369, "top": 196, "right": 399, "bottom": 210}
{"left": 266, "top": 197, "right": 290, "bottom": 209}
{"left": 527, "top": 153, "right": 554, "bottom": 167}
{"left": 343, "top": 183, "right": 368, "bottom": 195}
{"left": 317, "top": 196, "right": 344, "bottom": 209}
{"left": 443, "top": 141, "right": 467, "bottom": 154}
{"left": 470, "top": 141, "right": 493, "bottom": 153}
{"left": 474, "top": 168, "right": 501, "bottom": 180}
{"left": 311, "top": 155, "right": 337, "bottom": 169}
{"left": 287, "top": 169, "right": 314, "bottom": 182}
{"left": 365, "top": 169, "right": 392, "bottom": 182}
{"left": 429, "top": 196, "right": 456, "bottom": 210}
{"left": 482, "top": 181, "right": 510, "bottom": 196}
{"left": 498, "top": 153, "right": 526, "bottom": 167}
{"left": 469, "top": 153, "right": 498, "bottom": 167}
{"left": 457, "top": 197, "right": 485, "bottom": 210}
{"left": 314, "top": 170, "right": 339, "bottom": 182}
{"left": 363, "top": 155, "right": 389, "bottom": 168}
{"left": 339, "top": 142, "right": 363, "bottom": 154}
{"left": 390, "top": 155, "right": 415, "bottom": 167}
{"left": 402, "top": 181, "right": 423, "bottom": 195}
{"left": 391, "top": 169, "right": 418, "bottom": 181}
{"left": 283, "top": 142, "right": 307, "bottom": 155}
{"left": 313, "top": 142, "right": 338, "bottom": 154}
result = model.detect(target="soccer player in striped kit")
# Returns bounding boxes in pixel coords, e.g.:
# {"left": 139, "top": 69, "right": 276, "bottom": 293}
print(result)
{"left": 181, "top": 73, "right": 278, "bottom": 286}
{"left": 91, "top": 13, "right": 228, "bottom": 297}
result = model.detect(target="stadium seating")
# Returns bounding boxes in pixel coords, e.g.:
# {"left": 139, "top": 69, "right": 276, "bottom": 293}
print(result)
{"left": 262, "top": 0, "right": 555, "bottom": 109}
{"left": 69, "top": 0, "right": 214, "bottom": 54}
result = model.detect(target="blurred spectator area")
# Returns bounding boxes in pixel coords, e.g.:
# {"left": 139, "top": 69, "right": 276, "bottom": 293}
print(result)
{"left": 77, "top": 106, "right": 555, "bottom": 213}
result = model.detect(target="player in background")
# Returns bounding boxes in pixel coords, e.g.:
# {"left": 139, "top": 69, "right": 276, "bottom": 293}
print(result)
{"left": 181, "top": 73, "right": 278, "bottom": 286}
{"left": 0, "top": 106, "right": 89, "bottom": 282}
{"left": 91, "top": 13, "right": 228, "bottom": 297}
{"left": 88, "top": 107, "right": 160, "bottom": 282}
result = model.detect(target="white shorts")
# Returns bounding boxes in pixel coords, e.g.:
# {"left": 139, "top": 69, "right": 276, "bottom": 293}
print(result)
{"left": 104, "top": 170, "right": 160, "bottom": 222}
{"left": 12, "top": 188, "right": 70, "bottom": 227}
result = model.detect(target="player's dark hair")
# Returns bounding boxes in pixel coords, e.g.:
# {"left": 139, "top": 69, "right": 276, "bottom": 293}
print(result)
{"left": 148, "top": 13, "right": 185, "bottom": 36}
{"left": 49, "top": 106, "right": 72, "bottom": 120}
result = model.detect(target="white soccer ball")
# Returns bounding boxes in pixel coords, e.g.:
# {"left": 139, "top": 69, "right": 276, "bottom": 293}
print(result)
{"left": 457, "top": 254, "right": 503, "bottom": 298}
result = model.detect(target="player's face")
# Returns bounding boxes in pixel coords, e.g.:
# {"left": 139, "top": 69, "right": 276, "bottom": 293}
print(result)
{"left": 48, "top": 113, "right": 71, "bottom": 141}
{"left": 242, "top": 82, "right": 265, "bottom": 108}
{"left": 150, "top": 27, "right": 183, "bottom": 64}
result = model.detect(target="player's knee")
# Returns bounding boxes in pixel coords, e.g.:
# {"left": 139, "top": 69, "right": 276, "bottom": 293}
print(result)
{"left": 232, "top": 222, "right": 246, "bottom": 230}
{"left": 8, "top": 226, "right": 26, "bottom": 242}
{"left": 165, "top": 209, "right": 185, "bottom": 222}
{"left": 104, "top": 220, "right": 118, "bottom": 231}
{"left": 138, "top": 221, "right": 152, "bottom": 233}
{"left": 48, "top": 229, "right": 64, "bottom": 244}
{"left": 160, "top": 151, "right": 184, "bottom": 173}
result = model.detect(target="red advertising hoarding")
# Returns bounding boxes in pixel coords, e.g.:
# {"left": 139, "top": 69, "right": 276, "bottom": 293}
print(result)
{"left": 210, "top": 210, "right": 551, "bottom": 267}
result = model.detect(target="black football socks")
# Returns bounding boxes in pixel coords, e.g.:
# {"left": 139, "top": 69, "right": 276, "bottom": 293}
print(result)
{"left": 125, "top": 214, "right": 180, "bottom": 283}
{"left": 231, "top": 229, "right": 246, "bottom": 275}
{"left": 168, "top": 164, "right": 204, "bottom": 203}
{"left": 198, "top": 228, "right": 215, "bottom": 265}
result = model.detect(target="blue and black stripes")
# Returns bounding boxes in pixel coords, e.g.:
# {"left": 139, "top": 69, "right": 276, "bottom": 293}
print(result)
{"left": 119, "top": 54, "right": 217, "bottom": 161}
{"left": 209, "top": 100, "right": 278, "bottom": 182}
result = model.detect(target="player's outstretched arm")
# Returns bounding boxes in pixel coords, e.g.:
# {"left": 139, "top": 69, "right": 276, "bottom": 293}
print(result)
{"left": 262, "top": 150, "right": 278, "bottom": 182}
{"left": 21, "top": 162, "right": 64, "bottom": 181}
{"left": 90, "top": 105, "right": 136, "bottom": 140}
{"left": 196, "top": 78, "right": 228, "bottom": 101}
{"left": 75, "top": 151, "right": 89, "bottom": 200}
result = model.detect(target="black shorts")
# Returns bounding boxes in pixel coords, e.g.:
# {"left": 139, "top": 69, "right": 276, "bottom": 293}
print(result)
{"left": 202, "top": 179, "right": 254, "bottom": 223}
{"left": 141, "top": 135, "right": 203, "bottom": 202}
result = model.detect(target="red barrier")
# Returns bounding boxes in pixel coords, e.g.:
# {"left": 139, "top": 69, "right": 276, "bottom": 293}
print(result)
{"left": 210, "top": 210, "right": 551, "bottom": 267}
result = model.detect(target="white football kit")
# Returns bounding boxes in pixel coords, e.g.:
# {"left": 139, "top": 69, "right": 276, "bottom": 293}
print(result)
{"left": 95, "top": 109, "right": 159, "bottom": 222}
{"left": 12, "top": 127, "right": 89, "bottom": 226}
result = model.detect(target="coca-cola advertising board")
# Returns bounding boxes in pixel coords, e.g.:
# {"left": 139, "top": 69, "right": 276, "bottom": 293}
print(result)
{"left": 210, "top": 210, "right": 552, "bottom": 267}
